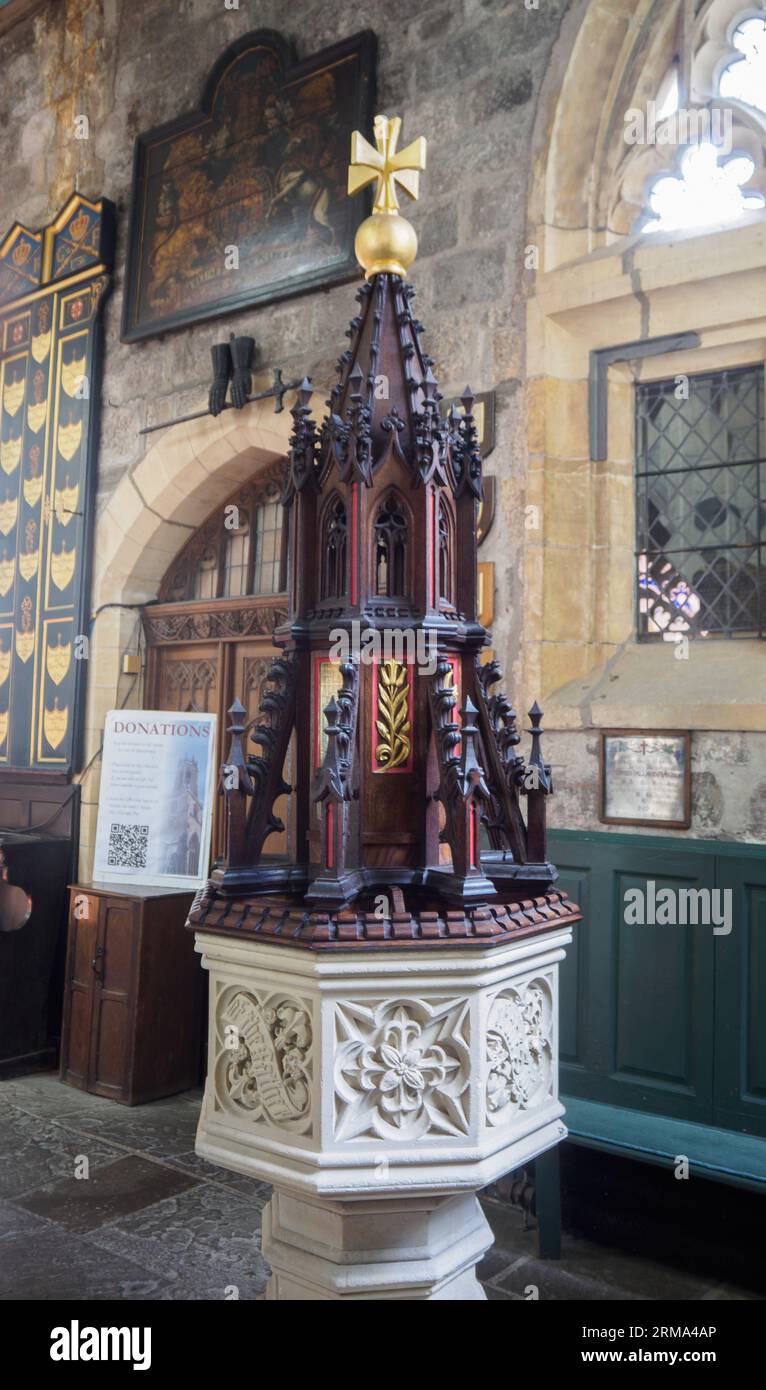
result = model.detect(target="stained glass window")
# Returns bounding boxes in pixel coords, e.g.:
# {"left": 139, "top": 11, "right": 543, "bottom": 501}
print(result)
{"left": 636, "top": 365, "right": 764, "bottom": 639}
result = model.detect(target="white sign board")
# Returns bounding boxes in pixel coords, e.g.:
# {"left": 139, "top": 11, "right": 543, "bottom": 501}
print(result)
{"left": 93, "top": 710, "right": 217, "bottom": 889}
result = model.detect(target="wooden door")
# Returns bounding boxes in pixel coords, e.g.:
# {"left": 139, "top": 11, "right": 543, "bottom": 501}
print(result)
{"left": 88, "top": 897, "right": 137, "bottom": 1101}
{"left": 60, "top": 888, "right": 99, "bottom": 1089}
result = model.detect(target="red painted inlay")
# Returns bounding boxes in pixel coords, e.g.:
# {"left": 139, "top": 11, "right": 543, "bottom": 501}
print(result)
{"left": 427, "top": 487, "right": 435, "bottom": 608}
{"left": 326, "top": 804, "right": 335, "bottom": 869}
{"left": 350, "top": 483, "right": 359, "bottom": 606}
{"left": 469, "top": 805, "right": 477, "bottom": 869}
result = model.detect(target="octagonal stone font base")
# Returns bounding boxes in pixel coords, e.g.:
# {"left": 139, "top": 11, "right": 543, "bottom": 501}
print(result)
{"left": 193, "top": 920, "right": 573, "bottom": 1299}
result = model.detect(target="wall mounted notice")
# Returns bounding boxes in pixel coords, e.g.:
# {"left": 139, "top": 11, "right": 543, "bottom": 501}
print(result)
{"left": 93, "top": 710, "right": 217, "bottom": 889}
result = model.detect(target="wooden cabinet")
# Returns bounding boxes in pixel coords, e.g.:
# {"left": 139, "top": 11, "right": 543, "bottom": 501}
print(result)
{"left": 60, "top": 882, "right": 201, "bottom": 1105}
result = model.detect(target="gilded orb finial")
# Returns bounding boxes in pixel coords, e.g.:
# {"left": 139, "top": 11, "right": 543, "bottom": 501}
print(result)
{"left": 348, "top": 114, "right": 427, "bottom": 279}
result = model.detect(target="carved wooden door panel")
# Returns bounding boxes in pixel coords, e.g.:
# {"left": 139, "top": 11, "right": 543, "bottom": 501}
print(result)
{"left": 155, "top": 644, "right": 220, "bottom": 715}
{"left": 151, "top": 641, "right": 225, "bottom": 858}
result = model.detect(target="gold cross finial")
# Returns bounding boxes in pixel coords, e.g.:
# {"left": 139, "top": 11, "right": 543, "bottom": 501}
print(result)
{"left": 348, "top": 114, "right": 427, "bottom": 214}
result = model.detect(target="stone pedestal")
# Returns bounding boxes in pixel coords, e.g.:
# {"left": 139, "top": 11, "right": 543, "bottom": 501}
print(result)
{"left": 193, "top": 920, "right": 573, "bottom": 1301}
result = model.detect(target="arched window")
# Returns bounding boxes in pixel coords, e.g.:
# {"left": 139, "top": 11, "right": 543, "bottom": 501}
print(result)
{"left": 438, "top": 495, "right": 454, "bottom": 606}
{"left": 322, "top": 495, "right": 347, "bottom": 599}
{"left": 157, "top": 465, "right": 287, "bottom": 603}
{"left": 374, "top": 492, "right": 408, "bottom": 596}
{"left": 634, "top": 7, "right": 766, "bottom": 235}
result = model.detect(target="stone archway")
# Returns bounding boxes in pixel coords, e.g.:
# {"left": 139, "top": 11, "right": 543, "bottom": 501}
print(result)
{"left": 78, "top": 393, "right": 293, "bottom": 876}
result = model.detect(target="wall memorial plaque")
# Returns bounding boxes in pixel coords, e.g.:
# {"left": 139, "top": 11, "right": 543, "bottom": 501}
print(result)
{"left": 600, "top": 729, "right": 691, "bottom": 828}
{"left": 121, "top": 29, "right": 376, "bottom": 342}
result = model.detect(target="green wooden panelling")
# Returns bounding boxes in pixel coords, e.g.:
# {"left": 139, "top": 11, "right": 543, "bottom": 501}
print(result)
{"left": 564, "top": 1097, "right": 766, "bottom": 1191}
{"left": 714, "top": 856, "right": 766, "bottom": 1136}
{"left": 550, "top": 831, "right": 766, "bottom": 1142}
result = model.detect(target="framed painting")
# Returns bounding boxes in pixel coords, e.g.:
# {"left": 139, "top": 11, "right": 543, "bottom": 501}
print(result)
{"left": 600, "top": 729, "right": 692, "bottom": 829}
{"left": 121, "top": 28, "right": 376, "bottom": 342}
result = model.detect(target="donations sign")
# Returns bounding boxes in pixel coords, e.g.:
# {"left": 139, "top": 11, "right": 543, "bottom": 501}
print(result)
{"left": 93, "top": 710, "right": 217, "bottom": 889}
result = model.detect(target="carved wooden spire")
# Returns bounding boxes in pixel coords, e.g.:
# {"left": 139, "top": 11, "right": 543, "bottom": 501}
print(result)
{"left": 208, "top": 110, "right": 563, "bottom": 930}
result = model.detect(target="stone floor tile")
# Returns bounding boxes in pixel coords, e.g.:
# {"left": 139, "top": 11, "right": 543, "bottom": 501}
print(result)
{"left": 497, "top": 1256, "right": 639, "bottom": 1301}
{"left": 47, "top": 1098, "right": 201, "bottom": 1161}
{"left": 0, "top": 1107, "right": 123, "bottom": 1202}
{"left": 166, "top": 1147, "right": 272, "bottom": 1200}
{"left": 14, "top": 1154, "right": 201, "bottom": 1234}
{"left": 0, "top": 1200, "right": 52, "bottom": 1241}
{"left": 86, "top": 1182, "right": 270, "bottom": 1300}
{"left": 0, "top": 1224, "right": 184, "bottom": 1301}
{"left": 550, "top": 1233, "right": 722, "bottom": 1302}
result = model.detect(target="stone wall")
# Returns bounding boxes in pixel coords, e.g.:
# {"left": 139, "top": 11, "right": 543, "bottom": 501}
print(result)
{"left": 2, "top": 0, "right": 764, "bottom": 849}
{"left": 0, "top": 0, "right": 571, "bottom": 683}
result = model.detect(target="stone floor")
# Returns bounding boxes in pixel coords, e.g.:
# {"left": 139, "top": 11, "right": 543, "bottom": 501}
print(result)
{"left": 0, "top": 1072, "right": 760, "bottom": 1301}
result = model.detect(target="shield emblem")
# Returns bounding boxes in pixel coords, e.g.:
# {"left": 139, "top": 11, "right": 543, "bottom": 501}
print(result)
{"left": 0, "top": 434, "right": 21, "bottom": 475}
{"left": 15, "top": 628, "right": 34, "bottom": 663}
{"left": 46, "top": 636, "right": 71, "bottom": 686}
{"left": 26, "top": 400, "right": 47, "bottom": 434}
{"left": 54, "top": 481, "right": 79, "bottom": 526}
{"left": 58, "top": 419, "right": 82, "bottom": 461}
{"left": 0, "top": 558, "right": 14, "bottom": 598}
{"left": 0, "top": 496, "right": 18, "bottom": 536}
{"left": 31, "top": 329, "right": 51, "bottom": 364}
{"left": 51, "top": 544, "right": 76, "bottom": 592}
{"left": 18, "top": 551, "right": 38, "bottom": 583}
{"left": 2, "top": 377, "right": 24, "bottom": 417}
{"left": 61, "top": 355, "right": 87, "bottom": 398}
{"left": 44, "top": 700, "right": 69, "bottom": 750}
{"left": 23, "top": 474, "right": 43, "bottom": 508}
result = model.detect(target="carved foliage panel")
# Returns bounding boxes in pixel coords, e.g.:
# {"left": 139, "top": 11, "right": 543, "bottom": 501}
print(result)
{"left": 213, "top": 982, "right": 314, "bottom": 1137}
{"left": 484, "top": 974, "right": 555, "bottom": 1127}
{"left": 334, "top": 996, "right": 471, "bottom": 1143}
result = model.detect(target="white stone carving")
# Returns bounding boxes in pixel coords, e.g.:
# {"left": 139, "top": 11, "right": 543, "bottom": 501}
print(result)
{"left": 215, "top": 988, "right": 312, "bottom": 1130}
{"left": 485, "top": 977, "right": 553, "bottom": 1125}
{"left": 334, "top": 997, "right": 470, "bottom": 1141}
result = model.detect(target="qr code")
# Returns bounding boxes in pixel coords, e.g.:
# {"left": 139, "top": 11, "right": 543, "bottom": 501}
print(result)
{"left": 107, "top": 822, "right": 149, "bottom": 869}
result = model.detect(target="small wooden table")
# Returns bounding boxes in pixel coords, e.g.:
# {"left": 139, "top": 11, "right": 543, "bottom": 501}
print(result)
{"left": 60, "top": 881, "right": 201, "bottom": 1105}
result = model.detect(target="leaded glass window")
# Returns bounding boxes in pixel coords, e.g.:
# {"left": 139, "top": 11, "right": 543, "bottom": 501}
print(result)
{"left": 636, "top": 365, "right": 764, "bottom": 639}
{"left": 251, "top": 499, "right": 283, "bottom": 596}
{"left": 223, "top": 512, "right": 250, "bottom": 597}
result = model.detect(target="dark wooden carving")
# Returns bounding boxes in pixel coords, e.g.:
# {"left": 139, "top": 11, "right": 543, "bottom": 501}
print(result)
{"left": 217, "top": 655, "right": 297, "bottom": 887}
{"left": 188, "top": 237, "right": 579, "bottom": 945}
{"left": 308, "top": 661, "right": 361, "bottom": 905}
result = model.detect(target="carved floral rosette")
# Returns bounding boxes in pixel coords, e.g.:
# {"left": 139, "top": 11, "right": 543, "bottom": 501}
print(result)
{"left": 484, "top": 975, "right": 554, "bottom": 1126}
{"left": 334, "top": 996, "right": 471, "bottom": 1143}
{"left": 214, "top": 983, "right": 314, "bottom": 1136}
